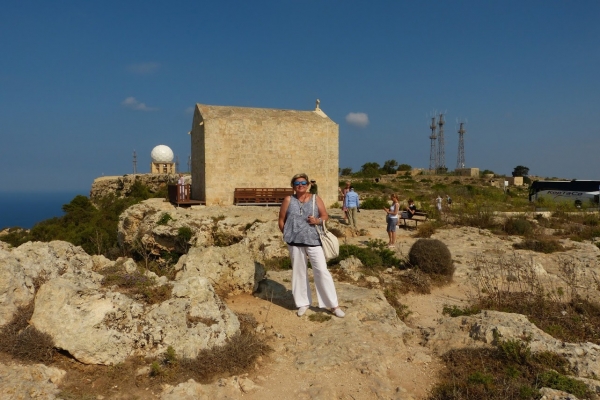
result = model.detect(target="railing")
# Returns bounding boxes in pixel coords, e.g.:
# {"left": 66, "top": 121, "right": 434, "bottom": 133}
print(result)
{"left": 234, "top": 188, "right": 294, "bottom": 205}
{"left": 168, "top": 184, "right": 192, "bottom": 203}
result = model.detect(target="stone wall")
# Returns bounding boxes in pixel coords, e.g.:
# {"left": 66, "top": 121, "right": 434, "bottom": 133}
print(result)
{"left": 89, "top": 174, "right": 185, "bottom": 203}
{"left": 191, "top": 104, "right": 339, "bottom": 206}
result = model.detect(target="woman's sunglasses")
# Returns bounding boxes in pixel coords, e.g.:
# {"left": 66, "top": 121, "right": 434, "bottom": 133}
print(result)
{"left": 293, "top": 181, "right": 308, "bottom": 186}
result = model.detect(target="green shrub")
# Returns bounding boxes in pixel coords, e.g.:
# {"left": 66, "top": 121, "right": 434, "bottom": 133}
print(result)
{"left": 0, "top": 183, "right": 165, "bottom": 257}
{"left": 360, "top": 196, "right": 389, "bottom": 209}
{"left": 538, "top": 370, "right": 589, "bottom": 398}
{"left": 442, "top": 304, "right": 481, "bottom": 317}
{"left": 350, "top": 180, "right": 386, "bottom": 192}
{"left": 503, "top": 217, "right": 533, "bottom": 236}
{"left": 408, "top": 239, "right": 454, "bottom": 278}
{"left": 157, "top": 213, "right": 174, "bottom": 225}
{"left": 333, "top": 244, "right": 381, "bottom": 268}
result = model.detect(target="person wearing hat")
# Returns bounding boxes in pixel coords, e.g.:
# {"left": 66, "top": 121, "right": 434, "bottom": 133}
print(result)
{"left": 309, "top": 179, "right": 318, "bottom": 195}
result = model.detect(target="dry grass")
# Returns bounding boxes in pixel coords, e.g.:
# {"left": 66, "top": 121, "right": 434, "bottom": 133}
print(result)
{"left": 57, "top": 312, "right": 272, "bottom": 399}
{"left": 99, "top": 264, "right": 173, "bottom": 305}
{"left": 0, "top": 301, "right": 55, "bottom": 363}
{"left": 429, "top": 342, "right": 591, "bottom": 399}
{"left": 469, "top": 253, "right": 600, "bottom": 344}
{"left": 146, "top": 312, "right": 272, "bottom": 384}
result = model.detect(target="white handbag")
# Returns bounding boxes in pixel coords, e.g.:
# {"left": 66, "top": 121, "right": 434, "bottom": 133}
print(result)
{"left": 312, "top": 195, "right": 340, "bottom": 260}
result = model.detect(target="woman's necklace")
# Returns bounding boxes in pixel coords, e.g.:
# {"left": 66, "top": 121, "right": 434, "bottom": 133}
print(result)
{"left": 296, "top": 194, "right": 310, "bottom": 216}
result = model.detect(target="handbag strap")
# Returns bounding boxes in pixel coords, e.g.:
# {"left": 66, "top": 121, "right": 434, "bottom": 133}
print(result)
{"left": 311, "top": 195, "right": 330, "bottom": 234}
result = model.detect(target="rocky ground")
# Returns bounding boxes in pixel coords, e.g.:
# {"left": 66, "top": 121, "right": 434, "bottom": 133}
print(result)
{"left": 1, "top": 200, "right": 599, "bottom": 399}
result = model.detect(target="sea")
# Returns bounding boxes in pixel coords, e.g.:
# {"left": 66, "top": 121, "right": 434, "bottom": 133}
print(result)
{"left": 0, "top": 191, "right": 86, "bottom": 230}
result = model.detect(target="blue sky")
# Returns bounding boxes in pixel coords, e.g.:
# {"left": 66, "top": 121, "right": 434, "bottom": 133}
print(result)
{"left": 1, "top": 1, "right": 599, "bottom": 193}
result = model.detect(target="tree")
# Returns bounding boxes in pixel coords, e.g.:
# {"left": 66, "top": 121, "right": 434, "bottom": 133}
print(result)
{"left": 512, "top": 165, "right": 529, "bottom": 177}
{"left": 381, "top": 160, "right": 398, "bottom": 174}
{"left": 397, "top": 164, "right": 412, "bottom": 172}
{"left": 340, "top": 167, "right": 353, "bottom": 176}
{"left": 360, "top": 162, "right": 381, "bottom": 177}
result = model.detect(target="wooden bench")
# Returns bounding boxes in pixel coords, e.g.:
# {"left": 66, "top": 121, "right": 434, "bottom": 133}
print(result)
{"left": 398, "top": 211, "right": 428, "bottom": 229}
{"left": 234, "top": 188, "right": 293, "bottom": 206}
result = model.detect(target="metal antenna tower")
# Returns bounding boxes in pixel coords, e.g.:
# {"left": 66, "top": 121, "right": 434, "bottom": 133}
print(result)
{"left": 175, "top": 155, "right": 180, "bottom": 173}
{"left": 437, "top": 113, "right": 446, "bottom": 172}
{"left": 456, "top": 121, "right": 466, "bottom": 169}
{"left": 132, "top": 150, "right": 137, "bottom": 175}
{"left": 187, "top": 155, "right": 191, "bottom": 173}
{"left": 429, "top": 117, "right": 437, "bottom": 171}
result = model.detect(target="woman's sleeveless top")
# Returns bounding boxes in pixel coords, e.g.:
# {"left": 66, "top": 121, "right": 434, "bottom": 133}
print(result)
{"left": 389, "top": 202, "right": 399, "bottom": 218}
{"left": 283, "top": 195, "right": 321, "bottom": 246}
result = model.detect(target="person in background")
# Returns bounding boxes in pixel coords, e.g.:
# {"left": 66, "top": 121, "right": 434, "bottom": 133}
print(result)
{"left": 177, "top": 174, "right": 186, "bottom": 200}
{"left": 278, "top": 173, "right": 345, "bottom": 318}
{"left": 436, "top": 195, "right": 443, "bottom": 213}
{"left": 309, "top": 179, "right": 318, "bottom": 195}
{"left": 384, "top": 193, "right": 399, "bottom": 247}
{"left": 405, "top": 198, "right": 417, "bottom": 219}
{"left": 446, "top": 195, "right": 452, "bottom": 207}
{"left": 341, "top": 181, "right": 351, "bottom": 223}
{"left": 344, "top": 186, "right": 360, "bottom": 230}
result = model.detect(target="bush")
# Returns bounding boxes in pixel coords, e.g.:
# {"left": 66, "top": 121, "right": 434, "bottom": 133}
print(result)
{"left": 503, "top": 217, "right": 533, "bottom": 236}
{"left": 360, "top": 196, "right": 389, "bottom": 209}
{"left": 0, "top": 302, "right": 55, "bottom": 363}
{"left": 0, "top": 183, "right": 165, "bottom": 257}
{"left": 414, "top": 223, "right": 436, "bottom": 238}
{"left": 513, "top": 238, "right": 565, "bottom": 253}
{"left": 408, "top": 239, "right": 454, "bottom": 278}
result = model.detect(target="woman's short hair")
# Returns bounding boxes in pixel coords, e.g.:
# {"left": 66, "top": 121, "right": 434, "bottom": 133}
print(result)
{"left": 408, "top": 198, "right": 414, "bottom": 203}
{"left": 391, "top": 193, "right": 398, "bottom": 201}
{"left": 290, "top": 173, "right": 309, "bottom": 187}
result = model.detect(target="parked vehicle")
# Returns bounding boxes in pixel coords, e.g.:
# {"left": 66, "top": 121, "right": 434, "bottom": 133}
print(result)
{"left": 529, "top": 180, "right": 600, "bottom": 207}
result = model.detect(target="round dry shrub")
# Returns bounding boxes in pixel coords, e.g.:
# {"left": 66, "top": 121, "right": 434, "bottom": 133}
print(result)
{"left": 408, "top": 239, "right": 454, "bottom": 277}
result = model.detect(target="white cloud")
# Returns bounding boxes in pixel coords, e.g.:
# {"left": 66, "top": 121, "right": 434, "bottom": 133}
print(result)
{"left": 126, "top": 62, "right": 160, "bottom": 75}
{"left": 184, "top": 106, "right": 195, "bottom": 114}
{"left": 345, "top": 112, "right": 369, "bottom": 127}
{"left": 121, "top": 97, "right": 158, "bottom": 111}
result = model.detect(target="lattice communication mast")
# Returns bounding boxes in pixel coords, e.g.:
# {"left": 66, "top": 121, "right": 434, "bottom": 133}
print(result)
{"left": 456, "top": 122, "right": 466, "bottom": 169}
{"left": 132, "top": 150, "right": 137, "bottom": 175}
{"left": 429, "top": 117, "right": 437, "bottom": 171}
{"left": 436, "top": 113, "right": 446, "bottom": 172}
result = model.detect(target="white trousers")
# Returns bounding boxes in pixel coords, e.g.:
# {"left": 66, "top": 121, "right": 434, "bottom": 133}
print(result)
{"left": 287, "top": 245, "right": 339, "bottom": 309}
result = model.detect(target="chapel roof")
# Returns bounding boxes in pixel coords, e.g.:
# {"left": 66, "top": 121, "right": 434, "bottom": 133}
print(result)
{"left": 195, "top": 103, "right": 335, "bottom": 123}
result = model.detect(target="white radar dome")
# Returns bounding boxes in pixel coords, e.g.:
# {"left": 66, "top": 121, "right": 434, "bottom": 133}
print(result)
{"left": 150, "top": 145, "right": 174, "bottom": 163}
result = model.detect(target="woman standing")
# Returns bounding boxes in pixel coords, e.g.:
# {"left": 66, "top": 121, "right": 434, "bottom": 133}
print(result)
{"left": 384, "top": 193, "right": 399, "bottom": 247}
{"left": 278, "top": 173, "right": 345, "bottom": 318}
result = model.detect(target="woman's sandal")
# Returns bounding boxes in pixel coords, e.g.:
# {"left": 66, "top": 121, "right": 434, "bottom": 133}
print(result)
{"left": 332, "top": 307, "right": 345, "bottom": 318}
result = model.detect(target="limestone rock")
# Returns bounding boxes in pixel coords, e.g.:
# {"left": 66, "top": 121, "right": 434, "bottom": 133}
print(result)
{"left": 90, "top": 173, "right": 178, "bottom": 203}
{"left": 160, "top": 376, "right": 260, "bottom": 400}
{"left": 175, "top": 242, "right": 265, "bottom": 295}
{"left": 30, "top": 276, "right": 240, "bottom": 365}
{"left": 339, "top": 255, "right": 364, "bottom": 281}
{"left": 425, "top": 310, "right": 600, "bottom": 379}
{"left": 0, "top": 362, "right": 66, "bottom": 400}
{"left": 0, "top": 241, "right": 101, "bottom": 327}
{"left": 539, "top": 387, "right": 579, "bottom": 400}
